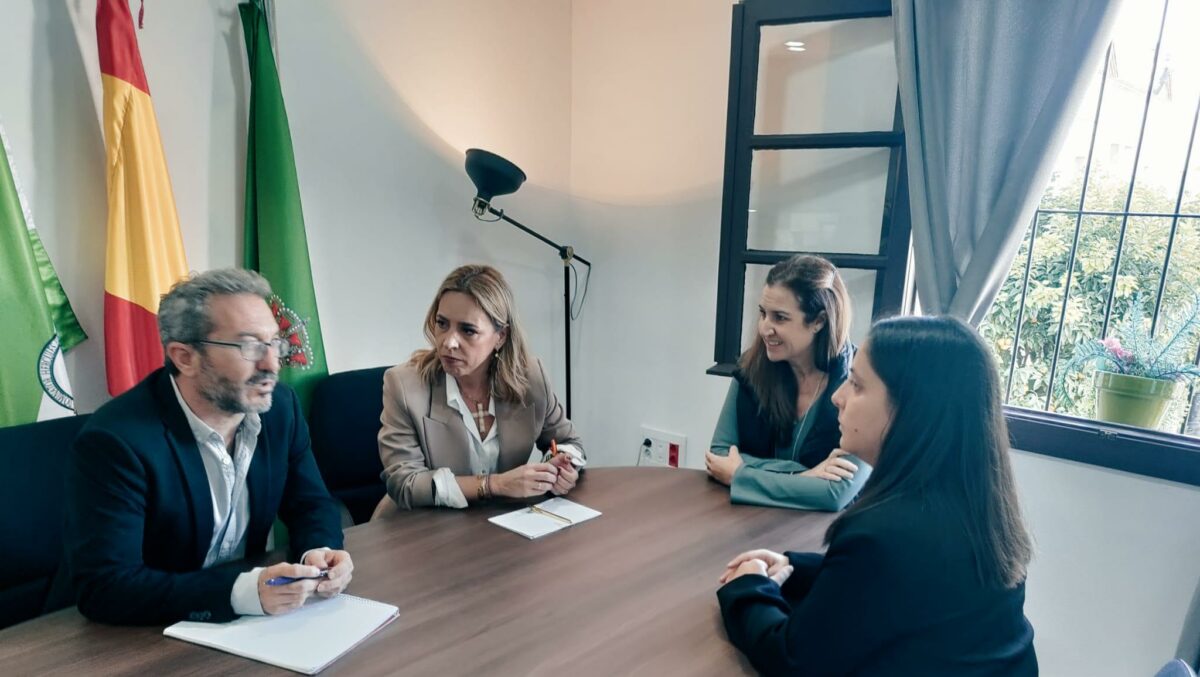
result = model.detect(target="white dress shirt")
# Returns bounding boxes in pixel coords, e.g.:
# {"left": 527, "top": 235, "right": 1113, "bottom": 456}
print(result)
{"left": 170, "top": 377, "right": 265, "bottom": 615}
{"left": 432, "top": 375, "right": 584, "bottom": 508}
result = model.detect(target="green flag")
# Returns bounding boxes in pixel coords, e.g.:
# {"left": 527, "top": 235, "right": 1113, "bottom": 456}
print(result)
{"left": 0, "top": 125, "right": 87, "bottom": 427}
{"left": 240, "top": 0, "right": 327, "bottom": 411}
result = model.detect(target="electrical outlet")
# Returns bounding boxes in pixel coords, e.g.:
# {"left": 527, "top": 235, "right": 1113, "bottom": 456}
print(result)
{"left": 639, "top": 426, "right": 687, "bottom": 468}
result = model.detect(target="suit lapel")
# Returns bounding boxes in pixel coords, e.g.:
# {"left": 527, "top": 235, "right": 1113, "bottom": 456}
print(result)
{"left": 424, "top": 374, "right": 475, "bottom": 472}
{"left": 154, "top": 372, "right": 214, "bottom": 568}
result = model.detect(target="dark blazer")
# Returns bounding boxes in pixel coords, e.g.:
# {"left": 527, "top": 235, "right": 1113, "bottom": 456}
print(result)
{"left": 717, "top": 494, "right": 1037, "bottom": 676}
{"left": 63, "top": 368, "right": 344, "bottom": 625}
{"left": 733, "top": 345, "right": 852, "bottom": 468}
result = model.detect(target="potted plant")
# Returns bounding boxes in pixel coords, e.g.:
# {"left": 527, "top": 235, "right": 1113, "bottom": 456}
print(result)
{"left": 1060, "top": 291, "right": 1200, "bottom": 430}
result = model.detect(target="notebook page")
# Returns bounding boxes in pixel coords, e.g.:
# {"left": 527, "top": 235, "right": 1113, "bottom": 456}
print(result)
{"left": 163, "top": 594, "right": 398, "bottom": 674}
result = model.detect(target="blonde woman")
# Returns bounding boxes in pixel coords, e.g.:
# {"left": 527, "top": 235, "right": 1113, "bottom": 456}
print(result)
{"left": 375, "top": 265, "right": 585, "bottom": 513}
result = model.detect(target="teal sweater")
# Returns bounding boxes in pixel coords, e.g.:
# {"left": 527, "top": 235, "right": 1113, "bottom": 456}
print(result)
{"left": 710, "top": 380, "right": 871, "bottom": 511}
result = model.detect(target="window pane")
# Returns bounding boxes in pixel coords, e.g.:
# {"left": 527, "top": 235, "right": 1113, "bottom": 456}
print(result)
{"left": 1129, "top": 0, "right": 1200, "bottom": 213}
{"left": 1158, "top": 217, "right": 1200, "bottom": 435}
{"left": 1006, "top": 213, "right": 1074, "bottom": 410}
{"left": 747, "top": 148, "right": 889, "bottom": 254}
{"left": 1181, "top": 128, "right": 1200, "bottom": 215}
{"left": 740, "top": 265, "right": 875, "bottom": 353}
{"left": 1082, "top": 0, "right": 1168, "bottom": 212}
{"left": 755, "top": 19, "right": 897, "bottom": 135}
{"left": 1039, "top": 70, "right": 1104, "bottom": 211}
{"left": 1050, "top": 215, "right": 1121, "bottom": 416}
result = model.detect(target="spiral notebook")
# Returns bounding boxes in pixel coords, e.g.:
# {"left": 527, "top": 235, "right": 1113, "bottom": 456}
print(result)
{"left": 163, "top": 594, "right": 398, "bottom": 674}
{"left": 488, "top": 497, "right": 602, "bottom": 539}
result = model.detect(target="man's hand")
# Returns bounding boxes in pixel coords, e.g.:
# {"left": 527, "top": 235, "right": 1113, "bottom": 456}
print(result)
{"left": 257, "top": 562, "right": 321, "bottom": 615}
{"left": 304, "top": 549, "right": 354, "bottom": 598}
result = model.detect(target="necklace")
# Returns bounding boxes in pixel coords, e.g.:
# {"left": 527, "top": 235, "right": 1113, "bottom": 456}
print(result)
{"left": 461, "top": 387, "right": 494, "bottom": 437}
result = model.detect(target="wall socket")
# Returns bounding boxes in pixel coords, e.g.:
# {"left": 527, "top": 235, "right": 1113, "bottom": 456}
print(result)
{"left": 639, "top": 426, "right": 687, "bottom": 468}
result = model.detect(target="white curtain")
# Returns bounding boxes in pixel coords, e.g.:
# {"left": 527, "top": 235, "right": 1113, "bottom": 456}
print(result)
{"left": 894, "top": 0, "right": 1122, "bottom": 325}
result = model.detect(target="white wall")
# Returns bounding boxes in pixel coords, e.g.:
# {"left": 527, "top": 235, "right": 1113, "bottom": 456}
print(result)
{"left": 273, "top": 0, "right": 574, "bottom": 383}
{"left": 1015, "top": 451, "right": 1200, "bottom": 676}
{"left": 3, "top": 2, "right": 1198, "bottom": 675}
{"left": 568, "top": 0, "right": 734, "bottom": 467}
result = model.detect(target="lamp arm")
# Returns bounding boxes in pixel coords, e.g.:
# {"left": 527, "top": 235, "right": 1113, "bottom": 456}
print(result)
{"left": 487, "top": 205, "right": 591, "bottom": 266}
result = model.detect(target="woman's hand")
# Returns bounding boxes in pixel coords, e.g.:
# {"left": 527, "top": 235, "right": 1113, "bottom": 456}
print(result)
{"left": 548, "top": 454, "right": 579, "bottom": 495}
{"left": 720, "top": 557, "right": 794, "bottom": 586}
{"left": 719, "top": 549, "right": 791, "bottom": 584}
{"left": 492, "top": 462, "right": 559, "bottom": 498}
{"left": 705, "top": 445, "right": 744, "bottom": 486}
{"left": 801, "top": 448, "right": 857, "bottom": 481}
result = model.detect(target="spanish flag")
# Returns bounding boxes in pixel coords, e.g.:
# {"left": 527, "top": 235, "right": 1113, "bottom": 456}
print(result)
{"left": 98, "top": 0, "right": 189, "bottom": 396}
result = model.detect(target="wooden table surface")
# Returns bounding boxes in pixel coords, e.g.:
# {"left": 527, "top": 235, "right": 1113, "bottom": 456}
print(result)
{"left": 0, "top": 467, "right": 834, "bottom": 676}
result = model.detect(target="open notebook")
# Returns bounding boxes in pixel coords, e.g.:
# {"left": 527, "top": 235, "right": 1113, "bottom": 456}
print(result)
{"left": 164, "top": 594, "right": 398, "bottom": 674}
{"left": 488, "top": 497, "right": 602, "bottom": 539}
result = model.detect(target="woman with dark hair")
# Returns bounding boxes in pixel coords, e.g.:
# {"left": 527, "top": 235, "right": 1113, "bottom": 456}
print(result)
{"left": 716, "top": 316, "right": 1036, "bottom": 676}
{"left": 705, "top": 254, "right": 869, "bottom": 511}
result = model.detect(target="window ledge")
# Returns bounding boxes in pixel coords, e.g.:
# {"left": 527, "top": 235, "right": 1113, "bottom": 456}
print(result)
{"left": 1004, "top": 406, "right": 1200, "bottom": 487}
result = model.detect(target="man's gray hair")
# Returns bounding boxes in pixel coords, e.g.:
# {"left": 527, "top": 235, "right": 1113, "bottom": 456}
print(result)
{"left": 159, "top": 268, "right": 273, "bottom": 373}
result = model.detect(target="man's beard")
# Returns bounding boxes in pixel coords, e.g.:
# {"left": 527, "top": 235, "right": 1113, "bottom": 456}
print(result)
{"left": 199, "top": 359, "right": 276, "bottom": 414}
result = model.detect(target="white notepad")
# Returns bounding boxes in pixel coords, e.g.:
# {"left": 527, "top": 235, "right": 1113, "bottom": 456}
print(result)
{"left": 163, "top": 594, "right": 398, "bottom": 674}
{"left": 488, "top": 497, "right": 602, "bottom": 539}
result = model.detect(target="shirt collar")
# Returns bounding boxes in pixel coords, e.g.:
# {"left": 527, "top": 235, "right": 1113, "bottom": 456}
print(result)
{"left": 170, "top": 375, "right": 261, "bottom": 444}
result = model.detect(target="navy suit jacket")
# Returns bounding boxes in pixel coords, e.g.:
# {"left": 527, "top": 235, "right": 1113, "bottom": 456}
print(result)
{"left": 63, "top": 368, "right": 344, "bottom": 625}
{"left": 717, "top": 494, "right": 1038, "bottom": 676}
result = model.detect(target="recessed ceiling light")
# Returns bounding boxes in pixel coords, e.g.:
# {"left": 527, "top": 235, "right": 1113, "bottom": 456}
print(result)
{"left": 785, "top": 40, "right": 805, "bottom": 48}
{"left": 787, "top": 46, "right": 807, "bottom": 52}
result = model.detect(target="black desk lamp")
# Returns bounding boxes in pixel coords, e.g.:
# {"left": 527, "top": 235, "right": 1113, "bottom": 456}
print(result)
{"left": 465, "top": 148, "right": 590, "bottom": 418}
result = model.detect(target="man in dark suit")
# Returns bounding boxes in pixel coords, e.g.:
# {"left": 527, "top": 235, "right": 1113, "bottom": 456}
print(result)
{"left": 63, "top": 269, "right": 352, "bottom": 625}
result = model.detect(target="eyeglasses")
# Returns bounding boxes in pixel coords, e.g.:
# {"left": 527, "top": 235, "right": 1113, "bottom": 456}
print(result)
{"left": 195, "top": 337, "right": 291, "bottom": 361}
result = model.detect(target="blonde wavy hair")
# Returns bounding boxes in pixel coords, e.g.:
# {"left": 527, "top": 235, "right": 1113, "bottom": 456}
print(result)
{"left": 410, "top": 265, "right": 534, "bottom": 405}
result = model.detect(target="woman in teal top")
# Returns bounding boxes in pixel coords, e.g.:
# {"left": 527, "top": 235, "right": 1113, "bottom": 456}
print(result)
{"left": 705, "top": 255, "right": 871, "bottom": 511}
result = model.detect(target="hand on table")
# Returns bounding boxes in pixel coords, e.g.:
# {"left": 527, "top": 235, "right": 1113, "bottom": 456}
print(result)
{"left": 257, "top": 562, "right": 321, "bottom": 615}
{"left": 492, "top": 462, "right": 559, "bottom": 498}
{"left": 719, "top": 548, "right": 793, "bottom": 586}
{"left": 304, "top": 549, "right": 354, "bottom": 598}
{"left": 705, "top": 445, "right": 744, "bottom": 486}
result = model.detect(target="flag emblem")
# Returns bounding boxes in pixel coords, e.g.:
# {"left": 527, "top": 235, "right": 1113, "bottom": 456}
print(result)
{"left": 270, "top": 295, "right": 313, "bottom": 370}
{"left": 37, "top": 336, "right": 74, "bottom": 410}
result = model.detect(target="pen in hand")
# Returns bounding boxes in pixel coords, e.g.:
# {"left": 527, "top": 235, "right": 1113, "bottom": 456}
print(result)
{"left": 266, "top": 570, "right": 330, "bottom": 586}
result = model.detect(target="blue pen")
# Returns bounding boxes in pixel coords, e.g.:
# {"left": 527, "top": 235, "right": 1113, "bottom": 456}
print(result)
{"left": 266, "top": 570, "right": 330, "bottom": 586}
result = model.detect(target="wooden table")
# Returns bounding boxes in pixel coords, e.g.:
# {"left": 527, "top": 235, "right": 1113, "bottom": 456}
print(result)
{"left": 0, "top": 467, "right": 834, "bottom": 675}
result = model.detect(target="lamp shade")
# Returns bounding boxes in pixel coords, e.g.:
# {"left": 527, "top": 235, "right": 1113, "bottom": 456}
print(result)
{"left": 465, "top": 149, "right": 526, "bottom": 203}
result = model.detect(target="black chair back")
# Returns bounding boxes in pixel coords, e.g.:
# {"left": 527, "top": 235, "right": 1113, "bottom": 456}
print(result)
{"left": 0, "top": 414, "right": 89, "bottom": 629}
{"left": 308, "top": 367, "right": 388, "bottom": 525}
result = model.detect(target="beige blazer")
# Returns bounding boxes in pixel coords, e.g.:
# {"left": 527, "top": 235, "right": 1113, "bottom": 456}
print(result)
{"left": 377, "top": 358, "right": 583, "bottom": 510}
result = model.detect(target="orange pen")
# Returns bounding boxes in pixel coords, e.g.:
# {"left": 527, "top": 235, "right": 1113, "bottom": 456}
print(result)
{"left": 550, "top": 439, "right": 559, "bottom": 457}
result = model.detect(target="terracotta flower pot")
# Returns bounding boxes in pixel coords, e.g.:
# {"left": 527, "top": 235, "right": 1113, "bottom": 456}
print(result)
{"left": 1093, "top": 371, "right": 1176, "bottom": 429}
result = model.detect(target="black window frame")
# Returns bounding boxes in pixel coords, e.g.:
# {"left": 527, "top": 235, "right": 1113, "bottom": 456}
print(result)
{"left": 710, "top": 0, "right": 911, "bottom": 378}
